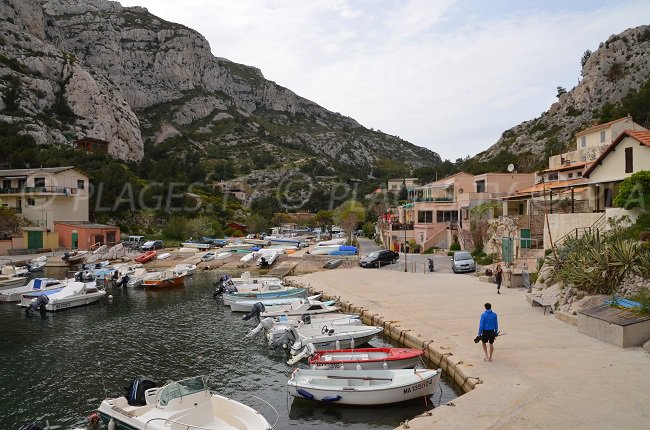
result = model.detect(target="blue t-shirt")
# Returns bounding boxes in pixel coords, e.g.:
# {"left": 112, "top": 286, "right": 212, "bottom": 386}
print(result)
{"left": 478, "top": 309, "right": 498, "bottom": 335}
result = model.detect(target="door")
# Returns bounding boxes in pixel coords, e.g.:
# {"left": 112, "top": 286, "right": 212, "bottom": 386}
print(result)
{"left": 94, "top": 234, "right": 104, "bottom": 245}
{"left": 72, "top": 231, "right": 78, "bottom": 249}
{"left": 27, "top": 231, "right": 43, "bottom": 249}
{"left": 520, "top": 228, "right": 531, "bottom": 249}
{"left": 502, "top": 237, "right": 513, "bottom": 264}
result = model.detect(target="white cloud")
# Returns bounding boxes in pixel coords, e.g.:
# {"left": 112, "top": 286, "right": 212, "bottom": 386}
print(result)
{"left": 119, "top": 0, "right": 650, "bottom": 160}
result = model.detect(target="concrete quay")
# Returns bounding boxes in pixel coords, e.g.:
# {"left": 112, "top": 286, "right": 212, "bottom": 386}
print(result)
{"left": 289, "top": 268, "right": 650, "bottom": 430}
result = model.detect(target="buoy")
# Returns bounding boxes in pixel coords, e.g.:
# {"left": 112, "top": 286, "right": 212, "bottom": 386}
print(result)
{"left": 335, "top": 339, "right": 340, "bottom": 350}
{"left": 108, "top": 294, "right": 113, "bottom": 300}
{"left": 87, "top": 411, "right": 100, "bottom": 425}
{"left": 108, "top": 418, "right": 116, "bottom": 430}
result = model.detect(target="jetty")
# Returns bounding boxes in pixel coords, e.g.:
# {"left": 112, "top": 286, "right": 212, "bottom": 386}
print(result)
{"left": 289, "top": 268, "right": 650, "bottom": 430}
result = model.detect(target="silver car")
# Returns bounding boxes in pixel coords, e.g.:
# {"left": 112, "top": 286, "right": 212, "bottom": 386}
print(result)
{"left": 451, "top": 251, "right": 476, "bottom": 273}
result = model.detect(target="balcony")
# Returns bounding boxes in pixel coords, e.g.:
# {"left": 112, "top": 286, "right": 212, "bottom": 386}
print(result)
{"left": 0, "top": 186, "right": 78, "bottom": 196}
{"left": 390, "top": 223, "right": 414, "bottom": 231}
{"left": 410, "top": 197, "right": 454, "bottom": 203}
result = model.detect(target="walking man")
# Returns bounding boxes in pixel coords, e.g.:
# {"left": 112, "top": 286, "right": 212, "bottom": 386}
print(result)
{"left": 478, "top": 303, "right": 498, "bottom": 362}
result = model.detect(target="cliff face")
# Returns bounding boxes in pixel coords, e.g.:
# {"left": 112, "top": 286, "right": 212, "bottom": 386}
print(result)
{"left": 478, "top": 25, "right": 650, "bottom": 163}
{"left": 0, "top": 0, "right": 440, "bottom": 168}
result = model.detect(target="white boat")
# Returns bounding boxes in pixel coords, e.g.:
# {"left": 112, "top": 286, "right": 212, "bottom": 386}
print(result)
{"left": 174, "top": 263, "right": 197, "bottom": 275}
{"left": 156, "top": 252, "right": 171, "bottom": 260}
{"left": 256, "top": 251, "right": 277, "bottom": 267}
{"left": 215, "top": 252, "right": 232, "bottom": 260}
{"left": 268, "top": 324, "right": 383, "bottom": 353}
{"left": 259, "top": 299, "right": 340, "bottom": 318}
{"left": 182, "top": 241, "right": 212, "bottom": 250}
{"left": 21, "top": 280, "right": 105, "bottom": 311}
{"left": 222, "top": 287, "right": 308, "bottom": 307}
{"left": 123, "top": 268, "right": 154, "bottom": 288}
{"left": 0, "top": 278, "right": 63, "bottom": 303}
{"left": 62, "top": 250, "right": 89, "bottom": 264}
{"left": 28, "top": 256, "right": 47, "bottom": 272}
{"left": 98, "top": 375, "right": 274, "bottom": 430}
{"left": 0, "top": 262, "right": 27, "bottom": 290}
{"left": 240, "top": 252, "right": 257, "bottom": 263}
{"left": 105, "top": 243, "right": 126, "bottom": 260}
{"left": 201, "top": 252, "right": 217, "bottom": 262}
{"left": 246, "top": 315, "right": 362, "bottom": 343}
{"left": 229, "top": 294, "right": 323, "bottom": 313}
{"left": 288, "top": 368, "right": 441, "bottom": 405}
{"left": 223, "top": 242, "right": 255, "bottom": 251}
{"left": 316, "top": 239, "right": 346, "bottom": 247}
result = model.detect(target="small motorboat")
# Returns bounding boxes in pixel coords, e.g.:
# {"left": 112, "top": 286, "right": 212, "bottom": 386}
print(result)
{"left": 28, "top": 256, "right": 47, "bottom": 272}
{"left": 230, "top": 294, "right": 323, "bottom": 313}
{"left": 134, "top": 251, "right": 157, "bottom": 263}
{"left": 21, "top": 280, "right": 105, "bottom": 312}
{"left": 217, "top": 272, "right": 283, "bottom": 288}
{"left": 288, "top": 368, "right": 441, "bottom": 405}
{"left": 246, "top": 315, "right": 363, "bottom": 343}
{"left": 62, "top": 250, "right": 88, "bottom": 264}
{"left": 98, "top": 375, "right": 275, "bottom": 430}
{"left": 256, "top": 251, "right": 277, "bottom": 268}
{"left": 268, "top": 324, "right": 383, "bottom": 354}
{"left": 259, "top": 299, "right": 340, "bottom": 318}
{"left": 156, "top": 252, "right": 171, "bottom": 260}
{"left": 142, "top": 270, "right": 185, "bottom": 288}
{"left": 222, "top": 287, "right": 308, "bottom": 307}
{"left": 201, "top": 251, "right": 217, "bottom": 262}
{"left": 0, "top": 261, "right": 28, "bottom": 290}
{"left": 122, "top": 268, "right": 150, "bottom": 288}
{"left": 174, "top": 263, "right": 197, "bottom": 275}
{"left": 223, "top": 242, "right": 255, "bottom": 251}
{"left": 308, "top": 348, "right": 425, "bottom": 370}
{"left": 0, "top": 278, "right": 63, "bottom": 303}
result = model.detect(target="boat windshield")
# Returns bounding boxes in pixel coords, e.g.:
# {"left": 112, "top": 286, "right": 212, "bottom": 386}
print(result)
{"left": 158, "top": 376, "right": 207, "bottom": 406}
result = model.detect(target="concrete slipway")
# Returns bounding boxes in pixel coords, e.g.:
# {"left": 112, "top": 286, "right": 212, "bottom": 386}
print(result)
{"left": 288, "top": 269, "right": 650, "bottom": 430}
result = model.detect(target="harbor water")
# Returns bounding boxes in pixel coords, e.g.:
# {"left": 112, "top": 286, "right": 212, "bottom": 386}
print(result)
{"left": 0, "top": 271, "right": 459, "bottom": 429}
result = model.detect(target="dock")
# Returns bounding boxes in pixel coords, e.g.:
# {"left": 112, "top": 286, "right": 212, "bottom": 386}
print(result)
{"left": 266, "top": 261, "right": 297, "bottom": 277}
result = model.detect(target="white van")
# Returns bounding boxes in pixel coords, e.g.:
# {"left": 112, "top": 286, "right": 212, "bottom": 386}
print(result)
{"left": 123, "top": 235, "right": 145, "bottom": 249}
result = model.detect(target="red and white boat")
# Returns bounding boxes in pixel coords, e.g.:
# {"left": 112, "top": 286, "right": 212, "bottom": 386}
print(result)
{"left": 134, "top": 251, "right": 157, "bottom": 263}
{"left": 142, "top": 270, "right": 185, "bottom": 288}
{"left": 308, "top": 348, "right": 424, "bottom": 370}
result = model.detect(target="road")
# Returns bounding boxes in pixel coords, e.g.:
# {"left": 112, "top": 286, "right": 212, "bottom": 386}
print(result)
{"left": 356, "top": 237, "right": 461, "bottom": 274}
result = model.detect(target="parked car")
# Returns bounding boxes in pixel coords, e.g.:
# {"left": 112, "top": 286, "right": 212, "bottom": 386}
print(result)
{"left": 359, "top": 250, "right": 399, "bottom": 268}
{"left": 451, "top": 251, "right": 476, "bottom": 273}
{"left": 140, "top": 240, "right": 164, "bottom": 251}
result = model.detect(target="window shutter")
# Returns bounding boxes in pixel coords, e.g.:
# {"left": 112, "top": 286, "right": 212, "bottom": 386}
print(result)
{"left": 625, "top": 147, "right": 633, "bottom": 173}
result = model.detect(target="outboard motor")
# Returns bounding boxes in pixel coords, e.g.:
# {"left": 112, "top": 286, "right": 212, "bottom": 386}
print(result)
{"left": 287, "top": 343, "right": 316, "bottom": 365}
{"left": 428, "top": 258, "right": 434, "bottom": 273}
{"left": 118, "top": 274, "right": 129, "bottom": 288}
{"left": 242, "top": 302, "right": 266, "bottom": 322}
{"left": 62, "top": 252, "right": 70, "bottom": 262}
{"left": 27, "top": 295, "right": 49, "bottom": 314}
{"left": 271, "top": 327, "right": 298, "bottom": 349}
{"left": 245, "top": 317, "right": 275, "bottom": 338}
{"left": 125, "top": 376, "right": 157, "bottom": 406}
{"left": 259, "top": 257, "right": 269, "bottom": 269}
{"left": 213, "top": 275, "right": 237, "bottom": 298}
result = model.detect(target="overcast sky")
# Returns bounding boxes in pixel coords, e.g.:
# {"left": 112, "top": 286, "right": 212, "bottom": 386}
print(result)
{"left": 120, "top": 0, "right": 650, "bottom": 161}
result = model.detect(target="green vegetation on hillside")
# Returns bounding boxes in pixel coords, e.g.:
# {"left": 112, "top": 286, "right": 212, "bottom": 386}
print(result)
{"left": 600, "top": 79, "right": 650, "bottom": 128}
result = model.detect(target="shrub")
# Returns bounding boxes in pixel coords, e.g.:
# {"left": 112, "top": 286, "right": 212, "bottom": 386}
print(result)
{"left": 447, "top": 251, "right": 454, "bottom": 256}
{"left": 476, "top": 254, "right": 494, "bottom": 265}
{"left": 449, "top": 242, "right": 461, "bottom": 251}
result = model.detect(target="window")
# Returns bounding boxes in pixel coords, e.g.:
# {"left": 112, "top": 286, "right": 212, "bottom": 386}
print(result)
{"left": 580, "top": 136, "right": 586, "bottom": 147}
{"left": 547, "top": 172, "right": 558, "bottom": 181}
{"left": 518, "top": 203, "right": 524, "bottom": 215}
{"left": 417, "top": 210, "right": 433, "bottom": 223}
{"left": 34, "top": 177, "right": 45, "bottom": 187}
{"left": 600, "top": 131, "right": 606, "bottom": 143}
{"left": 77, "top": 179, "right": 85, "bottom": 190}
{"left": 436, "top": 210, "right": 458, "bottom": 223}
{"left": 475, "top": 180, "right": 486, "bottom": 193}
{"left": 625, "top": 147, "right": 633, "bottom": 173}
{"left": 18, "top": 179, "right": 25, "bottom": 188}
{"left": 27, "top": 197, "right": 36, "bottom": 206}
{"left": 577, "top": 172, "right": 583, "bottom": 177}
{"left": 604, "top": 188, "right": 613, "bottom": 208}
{"left": 567, "top": 173, "right": 573, "bottom": 179}
{"left": 2, "top": 179, "right": 10, "bottom": 189}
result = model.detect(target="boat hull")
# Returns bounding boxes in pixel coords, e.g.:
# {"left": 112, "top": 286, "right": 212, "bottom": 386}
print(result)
{"left": 46, "top": 291, "right": 106, "bottom": 311}
{"left": 308, "top": 348, "right": 424, "bottom": 370}
{"left": 143, "top": 276, "right": 185, "bottom": 288}
{"left": 288, "top": 368, "right": 440, "bottom": 405}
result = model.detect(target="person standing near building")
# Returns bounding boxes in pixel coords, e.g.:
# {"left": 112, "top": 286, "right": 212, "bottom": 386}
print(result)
{"left": 478, "top": 303, "right": 498, "bottom": 362}
{"left": 495, "top": 264, "right": 503, "bottom": 294}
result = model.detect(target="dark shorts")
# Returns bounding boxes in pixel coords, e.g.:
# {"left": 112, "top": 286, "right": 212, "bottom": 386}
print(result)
{"left": 481, "top": 330, "right": 496, "bottom": 344}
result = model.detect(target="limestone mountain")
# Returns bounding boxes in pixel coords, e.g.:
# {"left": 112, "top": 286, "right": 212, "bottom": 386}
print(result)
{"left": 475, "top": 25, "right": 650, "bottom": 170}
{"left": 0, "top": 0, "right": 441, "bottom": 176}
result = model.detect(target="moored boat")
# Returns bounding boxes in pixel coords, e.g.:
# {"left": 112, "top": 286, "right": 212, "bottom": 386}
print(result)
{"left": 287, "top": 368, "right": 441, "bottom": 405}
{"left": 308, "top": 348, "right": 425, "bottom": 370}
{"left": 230, "top": 294, "right": 324, "bottom": 313}
{"left": 174, "top": 263, "right": 197, "bottom": 275}
{"left": 268, "top": 324, "right": 383, "bottom": 354}
{"left": 259, "top": 299, "right": 340, "bottom": 318}
{"left": 0, "top": 278, "right": 63, "bottom": 303}
{"left": 142, "top": 270, "right": 185, "bottom": 288}
{"left": 0, "top": 261, "right": 28, "bottom": 290}
{"left": 21, "top": 280, "right": 105, "bottom": 312}
{"left": 98, "top": 375, "right": 274, "bottom": 430}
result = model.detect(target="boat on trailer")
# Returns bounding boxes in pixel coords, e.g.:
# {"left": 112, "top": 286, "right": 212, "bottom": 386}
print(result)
{"left": 98, "top": 375, "right": 275, "bottom": 430}
{"left": 288, "top": 368, "right": 441, "bottom": 405}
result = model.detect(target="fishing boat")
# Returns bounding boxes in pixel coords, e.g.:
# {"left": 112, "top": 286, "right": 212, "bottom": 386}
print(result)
{"left": 308, "top": 348, "right": 425, "bottom": 370}
{"left": 229, "top": 294, "right": 322, "bottom": 313}
{"left": 134, "top": 251, "right": 157, "bottom": 263}
{"left": 21, "top": 280, "right": 105, "bottom": 312}
{"left": 174, "top": 263, "right": 197, "bottom": 275}
{"left": 142, "top": 270, "right": 185, "bottom": 288}
{"left": 287, "top": 368, "right": 441, "bottom": 405}
{"left": 259, "top": 299, "right": 340, "bottom": 318}
{"left": 268, "top": 324, "right": 383, "bottom": 353}
{"left": 98, "top": 375, "right": 275, "bottom": 430}
{"left": 0, "top": 278, "right": 63, "bottom": 303}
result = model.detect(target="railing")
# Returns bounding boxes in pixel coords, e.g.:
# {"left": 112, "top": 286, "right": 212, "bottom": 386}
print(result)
{"left": 0, "top": 186, "right": 78, "bottom": 195}
{"left": 410, "top": 197, "right": 454, "bottom": 203}
{"left": 390, "top": 223, "right": 414, "bottom": 231}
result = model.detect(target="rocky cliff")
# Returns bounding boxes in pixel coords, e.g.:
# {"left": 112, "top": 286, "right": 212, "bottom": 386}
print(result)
{"left": 478, "top": 25, "right": 650, "bottom": 165}
{"left": 0, "top": 0, "right": 440, "bottom": 169}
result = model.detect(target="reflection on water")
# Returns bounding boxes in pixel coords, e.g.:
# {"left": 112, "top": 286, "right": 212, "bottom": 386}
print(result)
{"left": 0, "top": 271, "right": 458, "bottom": 429}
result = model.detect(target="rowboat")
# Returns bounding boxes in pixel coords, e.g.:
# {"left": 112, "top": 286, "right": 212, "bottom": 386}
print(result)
{"left": 142, "top": 270, "right": 185, "bottom": 288}
{"left": 288, "top": 368, "right": 441, "bottom": 405}
{"left": 134, "top": 251, "right": 157, "bottom": 263}
{"left": 98, "top": 375, "right": 274, "bottom": 430}
{"left": 308, "top": 348, "right": 425, "bottom": 370}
